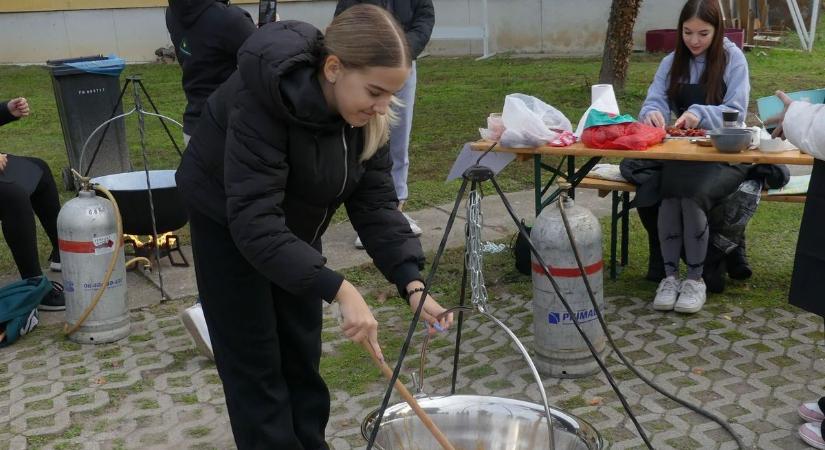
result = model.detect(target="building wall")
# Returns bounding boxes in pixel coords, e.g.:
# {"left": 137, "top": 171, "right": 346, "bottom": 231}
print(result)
{"left": 0, "top": 0, "right": 687, "bottom": 64}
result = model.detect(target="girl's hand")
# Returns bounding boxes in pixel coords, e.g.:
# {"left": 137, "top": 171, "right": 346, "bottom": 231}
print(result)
{"left": 766, "top": 90, "right": 794, "bottom": 139}
{"left": 7, "top": 98, "right": 30, "bottom": 118}
{"left": 643, "top": 111, "right": 666, "bottom": 129}
{"left": 406, "top": 282, "right": 454, "bottom": 335}
{"left": 336, "top": 280, "right": 383, "bottom": 362}
{"left": 674, "top": 111, "right": 699, "bottom": 129}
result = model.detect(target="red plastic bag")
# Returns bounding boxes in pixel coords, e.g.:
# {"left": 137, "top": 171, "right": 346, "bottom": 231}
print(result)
{"left": 581, "top": 122, "right": 666, "bottom": 150}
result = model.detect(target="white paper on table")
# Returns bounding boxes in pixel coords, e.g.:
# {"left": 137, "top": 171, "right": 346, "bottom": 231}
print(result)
{"left": 574, "top": 84, "right": 620, "bottom": 137}
{"left": 447, "top": 143, "right": 516, "bottom": 181}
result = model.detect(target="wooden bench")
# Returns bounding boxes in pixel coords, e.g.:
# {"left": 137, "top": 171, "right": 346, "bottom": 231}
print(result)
{"left": 574, "top": 177, "right": 807, "bottom": 279}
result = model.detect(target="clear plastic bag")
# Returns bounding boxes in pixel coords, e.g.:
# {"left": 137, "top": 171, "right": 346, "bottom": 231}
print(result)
{"left": 499, "top": 94, "right": 572, "bottom": 148}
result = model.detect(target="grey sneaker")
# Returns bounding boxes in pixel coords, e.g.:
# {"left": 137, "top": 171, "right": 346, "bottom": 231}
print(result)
{"left": 354, "top": 235, "right": 364, "bottom": 250}
{"left": 674, "top": 279, "right": 706, "bottom": 313}
{"left": 180, "top": 302, "right": 214, "bottom": 360}
{"left": 653, "top": 276, "right": 680, "bottom": 311}
{"left": 402, "top": 212, "right": 422, "bottom": 236}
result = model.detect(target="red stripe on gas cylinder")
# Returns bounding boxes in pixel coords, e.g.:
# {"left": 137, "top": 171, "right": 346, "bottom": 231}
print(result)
{"left": 58, "top": 239, "right": 95, "bottom": 254}
{"left": 531, "top": 260, "right": 603, "bottom": 277}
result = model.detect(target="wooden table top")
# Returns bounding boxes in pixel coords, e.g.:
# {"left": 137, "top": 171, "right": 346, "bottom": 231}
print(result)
{"left": 470, "top": 139, "right": 815, "bottom": 166}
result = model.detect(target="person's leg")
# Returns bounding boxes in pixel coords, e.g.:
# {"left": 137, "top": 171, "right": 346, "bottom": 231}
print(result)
{"left": 675, "top": 198, "right": 708, "bottom": 313}
{"left": 23, "top": 157, "right": 61, "bottom": 266}
{"left": 273, "top": 289, "right": 330, "bottom": 449}
{"left": 658, "top": 198, "right": 683, "bottom": 278}
{"left": 0, "top": 182, "right": 42, "bottom": 279}
{"left": 389, "top": 61, "right": 416, "bottom": 207}
{"left": 653, "top": 198, "right": 682, "bottom": 310}
{"left": 680, "top": 198, "right": 709, "bottom": 281}
{"left": 187, "top": 207, "right": 302, "bottom": 449}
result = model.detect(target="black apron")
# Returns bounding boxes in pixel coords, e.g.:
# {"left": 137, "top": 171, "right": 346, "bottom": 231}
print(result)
{"left": 660, "top": 82, "right": 748, "bottom": 212}
{"left": 789, "top": 159, "right": 825, "bottom": 317}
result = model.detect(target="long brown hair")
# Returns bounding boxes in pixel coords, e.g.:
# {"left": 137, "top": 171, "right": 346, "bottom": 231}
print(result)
{"left": 323, "top": 4, "right": 411, "bottom": 161}
{"left": 667, "top": 0, "right": 726, "bottom": 105}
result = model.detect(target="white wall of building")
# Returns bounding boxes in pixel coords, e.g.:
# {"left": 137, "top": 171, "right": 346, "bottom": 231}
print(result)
{"left": 0, "top": 0, "right": 686, "bottom": 64}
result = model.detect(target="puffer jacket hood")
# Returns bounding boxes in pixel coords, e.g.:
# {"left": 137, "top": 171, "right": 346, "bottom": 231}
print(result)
{"left": 237, "top": 21, "right": 345, "bottom": 132}
{"left": 168, "top": 0, "right": 214, "bottom": 27}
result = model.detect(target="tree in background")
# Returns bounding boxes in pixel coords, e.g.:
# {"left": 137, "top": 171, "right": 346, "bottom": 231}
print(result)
{"left": 599, "top": 0, "right": 644, "bottom": 90}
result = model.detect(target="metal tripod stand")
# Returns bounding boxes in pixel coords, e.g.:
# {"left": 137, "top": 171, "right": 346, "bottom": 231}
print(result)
{"left": 78, "top": 76, "right": 185, "bottom": 301}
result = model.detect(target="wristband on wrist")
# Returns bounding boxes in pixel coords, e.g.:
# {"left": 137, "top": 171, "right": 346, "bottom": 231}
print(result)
{"left": 406, "top": 286, "right": 426, "bottom": 300}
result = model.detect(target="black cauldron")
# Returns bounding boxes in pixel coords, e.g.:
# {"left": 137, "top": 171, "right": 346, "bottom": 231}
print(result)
{"left": 90, "top": 170, "right": 187, "bottom": 236}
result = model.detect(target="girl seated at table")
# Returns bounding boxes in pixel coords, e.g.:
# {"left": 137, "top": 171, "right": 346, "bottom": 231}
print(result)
{"left": 635, "top": 0, "right": 751, "bottom": 313}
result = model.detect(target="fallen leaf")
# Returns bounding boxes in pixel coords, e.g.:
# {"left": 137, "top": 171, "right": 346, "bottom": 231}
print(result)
{"left": 723, "top": 315, "right": 732, "bottom": 321}
{"left": 93, "top": 377, "right": 107, "bottom": 385}
{"left": 691, "top": 367, "right": 705, "bottom": 375}
{"left": 588, "top": 396, "right": 604, "bottom": 406}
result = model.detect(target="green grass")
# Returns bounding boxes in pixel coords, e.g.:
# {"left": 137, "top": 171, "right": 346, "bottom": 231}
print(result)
{"left": 2, "top": 27, "right": 824, "bottom": 275}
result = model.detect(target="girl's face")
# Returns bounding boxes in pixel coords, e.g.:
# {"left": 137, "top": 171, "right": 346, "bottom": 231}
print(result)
{"left": 682, "top": 16, "right": 715, "bottom": 57}
{"left": 324, "top": 56, "right": 409, "bottom": 127}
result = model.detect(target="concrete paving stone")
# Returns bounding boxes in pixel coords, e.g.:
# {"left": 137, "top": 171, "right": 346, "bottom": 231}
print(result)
{"left": 3, "top": 187, "right": 825, "bottom": 448}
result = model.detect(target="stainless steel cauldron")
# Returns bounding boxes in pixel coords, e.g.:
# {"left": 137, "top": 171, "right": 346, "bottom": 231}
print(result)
{"left": 362, "top": 395, "right": 602, "bottom": 450}
{"left": 361, "top": 306, "right": 604, "bottom": 450}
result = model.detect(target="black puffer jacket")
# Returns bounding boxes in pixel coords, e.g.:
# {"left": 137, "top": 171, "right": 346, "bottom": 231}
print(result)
{"left": 334, "top": 0, "right": 434, "bottom": 59}
{"left": 166, "top": 0, "right": 256, "bottom": 134}
{"left": 176, "top": 21, "right": 425, "bottom": 302}
{"left": 0, "top": 100, "right": 18, "bottom": 127}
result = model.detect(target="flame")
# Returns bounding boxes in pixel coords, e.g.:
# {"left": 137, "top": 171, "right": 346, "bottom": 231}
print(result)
{"left": 123, "top": 232, "right": 177, "bottom": 249}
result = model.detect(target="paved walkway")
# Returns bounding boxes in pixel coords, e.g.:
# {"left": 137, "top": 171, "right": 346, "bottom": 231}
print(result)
{"left": 1, "top": 185, "right": 821, "bottom": 449}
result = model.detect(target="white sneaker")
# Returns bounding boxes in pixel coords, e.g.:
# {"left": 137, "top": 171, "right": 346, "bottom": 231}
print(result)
{"left": 180, "top": 302, "right": 214, "bottom": 360}
{"left": 653, "top": 276, "right": 680, "bottom": 311}
{"left": 800, "top": 422, "right": 825, "bottom": 449}
{"left": 800, "top": 401, "right": 825, "bottom": 423}
{"left": 354, "top": 235, "right": 365, "bottom": 249}
{"left": 402, "top": 212, "right": 422, "bottom": 236}
{"left": 674, "top": 279, "right": 706, "bottom": 313}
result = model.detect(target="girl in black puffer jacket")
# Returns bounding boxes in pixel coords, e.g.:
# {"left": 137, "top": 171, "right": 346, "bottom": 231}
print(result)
{"left": 175, "top": 5, "right": 453, "bottom": 449}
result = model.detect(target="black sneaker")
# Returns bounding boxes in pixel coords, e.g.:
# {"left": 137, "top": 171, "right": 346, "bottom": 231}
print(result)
{"left": 48, "top": 248, "right": 61, "bottom": 272}
{"left": 38, "top": 281, "right": 66, "bottom": 311}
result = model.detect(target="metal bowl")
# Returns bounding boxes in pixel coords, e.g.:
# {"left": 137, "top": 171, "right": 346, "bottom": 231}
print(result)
{"left": 90, "top": 170, "right": 188, "bottom": 235}
{"left": 361, "top": 395, "right": 603, "bottom": 450}
{"left": 707, "top": 128, "right": 752, "bottom": 153}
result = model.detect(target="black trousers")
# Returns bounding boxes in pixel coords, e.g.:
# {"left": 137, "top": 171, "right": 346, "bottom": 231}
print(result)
{"left": 187, "top": 206, "right": 331, "bottom": 450}
{"left": 0, "top": 156, "right": 60, "bottom": 279}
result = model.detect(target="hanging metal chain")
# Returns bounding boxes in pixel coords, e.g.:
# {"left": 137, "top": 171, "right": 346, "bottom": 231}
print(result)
{"left": 466, "top": 189, "right": 488, "bottom": 312}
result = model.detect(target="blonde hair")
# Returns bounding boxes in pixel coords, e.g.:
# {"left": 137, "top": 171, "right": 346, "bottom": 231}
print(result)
{"left": 324, "top": 4, "right": 411, "bottom": 161}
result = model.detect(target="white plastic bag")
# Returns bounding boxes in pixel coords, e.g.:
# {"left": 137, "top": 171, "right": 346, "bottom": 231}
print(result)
{"left": 499, "top": 94, "right": 572, "bottom": 148}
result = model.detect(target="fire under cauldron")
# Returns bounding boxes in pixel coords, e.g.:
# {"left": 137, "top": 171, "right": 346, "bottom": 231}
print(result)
{"left": 90, "top": 170, "right": 187, "bottom": 236}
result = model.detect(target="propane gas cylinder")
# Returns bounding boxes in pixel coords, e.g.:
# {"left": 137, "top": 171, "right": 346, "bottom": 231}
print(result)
{"left": 531, "top": 195, "right": 605, "bottom": 378}
{"left": 57, "top": 190, "right": 129, "bottom": 344}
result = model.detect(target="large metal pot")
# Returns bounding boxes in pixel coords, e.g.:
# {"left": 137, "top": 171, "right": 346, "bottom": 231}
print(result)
{"left": 362, "top": 395, "right": 602, "bottom": 450}
{"left": 90, "top": 170, "right": 187, "bottom": 236}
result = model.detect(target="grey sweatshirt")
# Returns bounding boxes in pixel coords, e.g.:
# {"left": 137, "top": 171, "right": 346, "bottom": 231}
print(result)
{"left": 639, "top": 37, "right": 750, "bottom": 130}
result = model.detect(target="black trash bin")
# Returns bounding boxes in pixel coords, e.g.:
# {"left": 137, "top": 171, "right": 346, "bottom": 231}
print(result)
{"left": 46, "top": 55, "right": 131, "bottom": 190}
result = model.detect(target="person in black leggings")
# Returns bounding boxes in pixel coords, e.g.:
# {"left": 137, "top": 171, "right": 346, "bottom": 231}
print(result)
{"left": 0, "top": 97, "right": 64, "bottom": 310}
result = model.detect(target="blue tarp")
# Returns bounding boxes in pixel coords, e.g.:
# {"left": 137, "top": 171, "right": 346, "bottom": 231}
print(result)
{"left": 64, "top": 55, "right": 126, "bottom": 77}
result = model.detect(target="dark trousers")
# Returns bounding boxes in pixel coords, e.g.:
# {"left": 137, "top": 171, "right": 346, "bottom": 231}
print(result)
{"left": 187, "top": 206, "right": 331, "bottom": 450}
{"left": 0, "top": 156, "right": 60, "bottom": 279}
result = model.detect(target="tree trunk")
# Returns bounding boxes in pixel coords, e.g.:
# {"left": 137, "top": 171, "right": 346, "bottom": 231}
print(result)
{"left": 599, "top": 0, "right": 644, "bottom": 91}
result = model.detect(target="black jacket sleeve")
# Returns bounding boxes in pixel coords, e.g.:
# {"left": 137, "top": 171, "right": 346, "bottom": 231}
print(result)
{"left": 345, "top": 143, "right": 425, "bottom": 297}
{"left": 223, "top": 92, "right": 344, "bottom": 302}
{"left": 0, "top": 101, "right": 19, "bottom": 127}
{"left": 405, "top": 0, "right": 434, "bottom": 59}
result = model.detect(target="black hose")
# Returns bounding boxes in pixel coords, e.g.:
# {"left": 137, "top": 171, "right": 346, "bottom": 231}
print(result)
{"left": 489, "top": 177, "right": 654, "bottom": 449}
{"left": 556, "top": 193, "right": 746, "bottom": 449}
